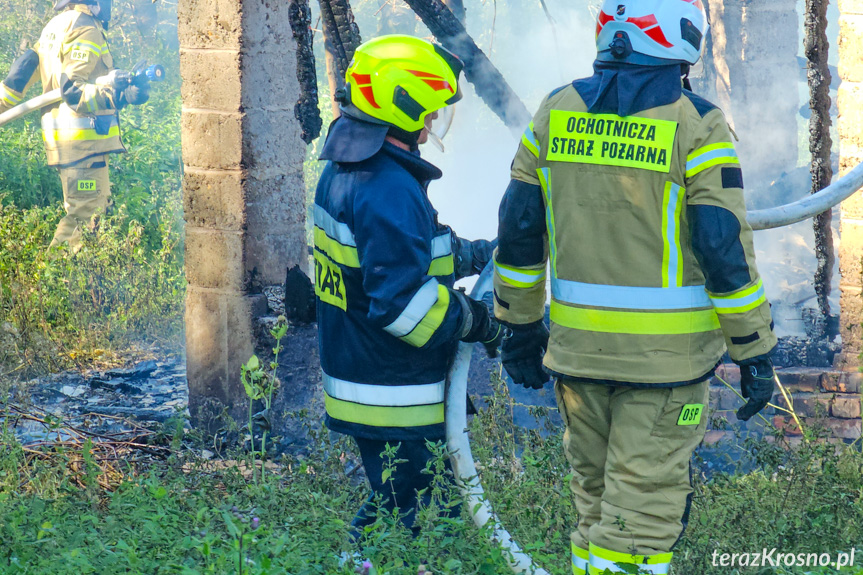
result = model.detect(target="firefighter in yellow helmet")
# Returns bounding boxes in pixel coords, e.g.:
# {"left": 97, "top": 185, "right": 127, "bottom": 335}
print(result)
{"left": 494, "top": 1, "right": 777, "bottom": 572}
{"left": 0, "top": 0, "right": 149, "bottom": 250}
{"left": 314, "top": 35, "right": 503, "bottom": 543}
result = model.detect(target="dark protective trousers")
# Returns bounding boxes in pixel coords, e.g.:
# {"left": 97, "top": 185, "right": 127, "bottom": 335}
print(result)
{"left": 351, "top": 437, "right": 461, "bottom": 540}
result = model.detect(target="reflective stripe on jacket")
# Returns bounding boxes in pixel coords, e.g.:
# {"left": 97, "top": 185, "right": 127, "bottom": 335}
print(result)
{"left": 314, "top": 117, "right": 464, "bottom": 440}
{"left": 35, "top": 6, "right": 124, "bottom": 166}
{"left": 494, "top": 82, "right": 777, "bottom": 386}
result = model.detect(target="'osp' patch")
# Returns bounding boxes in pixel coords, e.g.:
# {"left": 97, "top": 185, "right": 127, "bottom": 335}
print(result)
{"left": 677, "top": 404, "right": 704, "bottom": 426}
{"left": 77, "top": 180, "right": 97, "bottom": 192}
{"left": 70, "top": 50, "right": 90, "bottom": 62}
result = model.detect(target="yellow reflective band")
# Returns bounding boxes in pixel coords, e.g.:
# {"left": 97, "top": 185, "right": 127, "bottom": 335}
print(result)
{"left": 709, "top": 279, "right": 767, "bottom": 314}
{"left": 42, "top": 125, "right": 120, "bottom": 142}
{"left": 547, "top": 110, "right": 677, "bottom": 173}
{"left": 494, "top": 260, "right": 545, "bottom": 288}
{"left": 399, "top": 284, "right": 450, "bottom": 347}
{"left": 0, "top": 85, "right": 22, "bottom": 106}
{"left": 324, "top": 393, "right": 445, "bottom": 428}
{"left": 550, "top": 301, "right": 720, "bottom": 335}
{"left": 428, "top": 255, "right": 454, "bottom": 276}
{"left": 313, "top": 226, "right": 360, "bottom": 268}
{"left": 588, "top": 543, "right": 672, "bottom": 575}
{"left": 62, "top": 40, "right": 108, "bottom": 55}
{"left": 522, "top": 121, "right": 540, "bottom": 158}
{"left": 314, "top": 249, "right": 347, "bottom": 311}
{"left": 685, "top": 142, "right": 739, "bottom": 178}
{"left": 661, "top": 182, "right": 685, "bottom": 288}
{"left": 538, "top": 167, "right": 558, "bottom": 276}
{"left": 572, "top": 544, "right": 589, "bottom": 575}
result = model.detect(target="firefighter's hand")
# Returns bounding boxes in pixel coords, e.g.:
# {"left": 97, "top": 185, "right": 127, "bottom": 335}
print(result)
{"left": 501, "top": 320, "right": 549, "bottom": 390}
{"left": 452, "top": 236, "right": 497, "bottom": 278}
{"left": 118, "top": 82, "right": 150, "bottom": 108}
{"left": 455, "top": 291, "right": 505, "bottom": 357}
{"left": 735, "top": 357, "right": 775, "bottom": 421}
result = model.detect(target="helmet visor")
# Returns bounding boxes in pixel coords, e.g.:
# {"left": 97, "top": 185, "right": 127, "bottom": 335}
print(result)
{"left": 424, "top": 105, "right": 456, "bottom": 152}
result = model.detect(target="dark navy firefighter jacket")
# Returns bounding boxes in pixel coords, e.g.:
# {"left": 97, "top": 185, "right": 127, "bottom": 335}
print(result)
{"left": 314, "top": 115, "right": 468, "bottom": 441}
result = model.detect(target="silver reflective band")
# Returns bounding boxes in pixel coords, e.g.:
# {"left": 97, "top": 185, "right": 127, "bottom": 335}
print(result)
{"left": 571, "top": 553, "right": 588, "bottom": 571}
{"left": 710, "top": 283, "right": 766, "bottom": 309}
{"left": 494, "top": 261, "right": 546, "bottom": 286}
{"left": 589, "top": 555, "right": 669, "bottom": 575}
{"left": 314, "top": 204, "right": 356, "bottom": 247}
{"left": 663, "top": 182, "right": 684, "bottom": 287}
{"left": 552, "top": 278, "right": 711, "bottom": 310}
{"left": 41, "top": 115, "right": 118, "bottom": 130}
{"left": 383, "top": 278, "right": 441, "bottom": 338}
{"left": 686, "top": 147, "right": 738, "bottom": 173}
{"left": 323, "top": 373, "right": 445, "bottom": 406}
{"left": 431, "top": 232, "right": 452, "bottom": 259}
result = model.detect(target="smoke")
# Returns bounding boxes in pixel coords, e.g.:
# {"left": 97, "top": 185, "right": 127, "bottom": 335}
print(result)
{"left": 419, "top": 0, "right": 596, "bottom": 257}
{"left": 412, "top": 0, "right": 842, "bottom": 340}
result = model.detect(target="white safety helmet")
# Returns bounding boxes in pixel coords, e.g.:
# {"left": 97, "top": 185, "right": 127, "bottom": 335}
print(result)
{"left": 595, "top": 0, "right": 708, "bottom": 66}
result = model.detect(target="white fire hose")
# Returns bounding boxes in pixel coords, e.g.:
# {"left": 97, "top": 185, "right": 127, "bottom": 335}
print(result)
{"left": 445, "top": 164, "right": 863, "bottom": 574}
{"left": 0, "top": 89, "right": 61, "bottom": 127}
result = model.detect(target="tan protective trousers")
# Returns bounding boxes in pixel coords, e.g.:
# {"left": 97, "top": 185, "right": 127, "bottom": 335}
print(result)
{"left": 555, "top": 378, "right": 708, "bottom": 573}
{"left": 50, "top": 155, "right": 111, "bottom": 249}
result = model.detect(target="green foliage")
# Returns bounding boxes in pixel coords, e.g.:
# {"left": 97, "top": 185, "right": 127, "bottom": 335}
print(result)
{"left": 0, "top": 0, "right": 184, "bottom": 380}
{"left": 1, "top": 375, "right": 861, "bottom": 574}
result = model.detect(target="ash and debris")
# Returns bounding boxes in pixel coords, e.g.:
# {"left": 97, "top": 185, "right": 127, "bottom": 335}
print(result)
{"left": 3, "top": 357, "right": 187, "bottom": 445}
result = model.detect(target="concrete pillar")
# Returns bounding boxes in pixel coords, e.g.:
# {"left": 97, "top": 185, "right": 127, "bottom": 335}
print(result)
{"left": 705, "top": 0, "right": 799, "bottom": 187}
{"left": 838, "top": 0, "right": 863, "bottom": 364}
{"left": 178, "top": 0, "right": 308, "bottom": 426}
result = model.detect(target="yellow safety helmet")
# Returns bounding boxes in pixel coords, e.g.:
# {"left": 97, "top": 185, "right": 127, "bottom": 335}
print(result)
{"left": 341, "top": 35, "right": 464, "bottom": 133}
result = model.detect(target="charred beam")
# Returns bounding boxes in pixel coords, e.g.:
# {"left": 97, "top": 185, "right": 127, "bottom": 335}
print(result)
{"left": 318, "top": 0, "right": 362, "bottom": 87}
{"left": 289, "top": 0, "right": 322, "bottom": 144}
{"left": 805, "top": 0, "right": 835, "bottom": 321}
{"left": 403, "top": 0, "right": 530, "bottom": 132}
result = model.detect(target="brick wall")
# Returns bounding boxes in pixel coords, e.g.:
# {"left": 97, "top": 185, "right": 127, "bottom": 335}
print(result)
{"left": 706, "top": 365, "right": 862, "bottom": 445}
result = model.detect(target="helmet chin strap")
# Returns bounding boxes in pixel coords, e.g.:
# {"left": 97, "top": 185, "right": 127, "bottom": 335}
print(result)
{"left": 681, "top": 64, "right": 692, "bottom": 91}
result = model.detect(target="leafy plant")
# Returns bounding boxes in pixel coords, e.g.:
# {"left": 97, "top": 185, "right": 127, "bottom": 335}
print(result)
{"left": 240, "top": 317, "right": 288, "bottom": 483}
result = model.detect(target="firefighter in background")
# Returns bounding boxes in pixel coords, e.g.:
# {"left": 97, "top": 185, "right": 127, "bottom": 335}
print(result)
{"left": 0, "top": 0, "right": 149, "bottom": 250}
{"left": 314, "top": 35, "right": 503, "bottom": 541}
{"left": 494, "top": 1, "right": 777, "bottom": 572}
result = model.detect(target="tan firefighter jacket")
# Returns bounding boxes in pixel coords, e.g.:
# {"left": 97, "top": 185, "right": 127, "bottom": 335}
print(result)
{"left": 0, "top": 5, "right": 124, "bottom": 167}
{"left": 494, "top": 84, "right": 777, "bottom": 386}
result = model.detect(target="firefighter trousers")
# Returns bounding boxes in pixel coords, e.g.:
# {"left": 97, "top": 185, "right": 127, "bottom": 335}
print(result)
{"left": 554, "top": 378, "right": 708, "bottom": 574}
{"left": 350, "top": 436, "right": 461, "bottom": 541}
{"left": 51, "top": 155, "right": 111, "bottom": 250}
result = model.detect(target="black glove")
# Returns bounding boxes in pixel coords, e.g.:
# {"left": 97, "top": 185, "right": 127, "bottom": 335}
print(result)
{"left": 453, "top": 236, "right": 497, "bottom": 278}
{"left": 501, "top": 320, "right": 549, "bottom": 390}
{"left": 736, "top": 357, "right": 775, "bottom": 421}
{"left": 118, "top": 80, "right": 150, "bottom": 108}
{"left": 453, "top": 290, "right": 506, "bottom": 358}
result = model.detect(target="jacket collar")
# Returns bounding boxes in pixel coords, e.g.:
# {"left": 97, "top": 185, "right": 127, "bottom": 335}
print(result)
{"left": 573, "top": 60, "right": 682, "bottom": 117}
{"left": 319, "top": 115, "right": 442, "bottom": 183}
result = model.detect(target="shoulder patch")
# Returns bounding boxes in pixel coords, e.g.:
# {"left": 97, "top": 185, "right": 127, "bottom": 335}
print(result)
{"left": 682, "top": 89, "right": 718, "bottom": 118}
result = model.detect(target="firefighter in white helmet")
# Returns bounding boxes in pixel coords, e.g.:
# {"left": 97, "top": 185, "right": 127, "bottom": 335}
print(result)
{"left": 0, "top": 0, "right": 149, "bottom": 250}
{"left": 494, "top": 1, "right": 777, "bottom": 572}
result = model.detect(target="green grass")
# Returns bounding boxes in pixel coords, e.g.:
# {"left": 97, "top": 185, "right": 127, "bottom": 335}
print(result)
{"left": 1, "top": 376, "right": 862, "bottom": 575}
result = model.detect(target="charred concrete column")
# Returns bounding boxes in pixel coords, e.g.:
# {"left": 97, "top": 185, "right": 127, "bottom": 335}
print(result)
{"left": 705, "top": 0, "right": 799, "bottom": 187}
{"left": 179, "top": 0, "right": 307, "bottom": 426}
{"left": 838, "top": 0, "right": 863, "bottom": 364}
